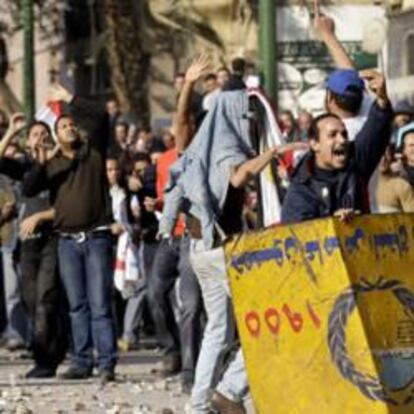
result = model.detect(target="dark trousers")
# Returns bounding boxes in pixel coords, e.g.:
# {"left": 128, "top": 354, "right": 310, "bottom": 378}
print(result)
{"left": 149, "top": 236, "right": 203, "bottom": 382}
{"left": 20, "top": 235, "right": 67, "bottom": 369}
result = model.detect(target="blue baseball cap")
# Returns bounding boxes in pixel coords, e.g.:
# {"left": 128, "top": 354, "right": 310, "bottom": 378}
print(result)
{"left": 327, "top": 69, "right": 365, "bottom": 96}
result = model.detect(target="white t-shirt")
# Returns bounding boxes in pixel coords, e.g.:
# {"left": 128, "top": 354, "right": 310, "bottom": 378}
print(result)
{"left": 343, "top": 93, "right": 374, "bottom": 141}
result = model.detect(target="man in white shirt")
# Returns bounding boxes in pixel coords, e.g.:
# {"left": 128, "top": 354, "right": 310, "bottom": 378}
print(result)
{"left": 325, "top": 68, "right": 374, "bottom": 141}
{"left": 313, "top": 3, "right": 375, "bottom": 141}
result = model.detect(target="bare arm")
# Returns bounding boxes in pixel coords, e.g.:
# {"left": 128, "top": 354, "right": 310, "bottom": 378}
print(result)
{"left": 313, "top": 0, "right": 354, "bottom": 69}
{"left": 34, "top": 208, "right": 55, "bottom": 222}
{"left": 230, "top": 142, "right": 308, "bottom": 188}
{"left": 173, "top": 55, "right": 211, "bottom": 153}
{"left": 19, "top": 208, "right": 56, "bottom": 239}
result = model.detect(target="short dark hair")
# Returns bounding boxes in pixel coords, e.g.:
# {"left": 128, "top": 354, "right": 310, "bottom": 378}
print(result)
{"left": 115, "top": 121, "right": 129, "bottom": 131}
{"left": 328, "top": 87, "right": 363, "bottom": 115}
{"left": 133, "top": 152, "right": 151, "bottom": 164}
{"left": 106, "top": 150, "right": 121, "bottom": 162}
{"left": 54, "top": 113, "right": 74, "bottom": 133}
{"left": 308, "top": 113, "right": 342, "bottom": 141}
{"left": 231, "top": 58, "right": 246, "bottom": 75}
{"left": 28, "top": 120, "right": 52, "bottom": 138}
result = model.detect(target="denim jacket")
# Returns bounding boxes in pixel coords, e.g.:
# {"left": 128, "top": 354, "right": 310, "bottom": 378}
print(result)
{"left": 159, "top": 90, "right": 254, "bottom": 248}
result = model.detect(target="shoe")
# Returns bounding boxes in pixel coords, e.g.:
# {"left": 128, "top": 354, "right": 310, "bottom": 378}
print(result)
{"left": 117, "top": 338, "right": 138, "bottom": 353}
{"left": 151, "top": 353, "right": 182, "bottom": 378}
{"left": 151, "top": 354, "right": 182, "bottom": 378}
{"left": 98, "top": 368, "right": 115, "bottom": 383}
{"left": 211, "top": 391, "right": 246, "bottom": 414}
{"left": 58, "top": 366, "right": 92, "bottom": 380}
{"left": 162, "top": 354, "right": 181, "bottom": 377}
{"left": 25, "top": 366, "right": 56, "bottom": 379}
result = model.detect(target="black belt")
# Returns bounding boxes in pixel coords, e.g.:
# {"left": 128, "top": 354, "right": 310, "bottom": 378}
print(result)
{"left": 59, "top": 227, "right": 111, "bottom": 243}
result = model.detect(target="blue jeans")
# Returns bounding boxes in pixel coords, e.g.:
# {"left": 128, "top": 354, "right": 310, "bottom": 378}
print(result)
{"left": 58, "top": 233, "right": 117, "bottom": 371}
{"left": 1, "top": 247, "right": 28, "bottom": 344}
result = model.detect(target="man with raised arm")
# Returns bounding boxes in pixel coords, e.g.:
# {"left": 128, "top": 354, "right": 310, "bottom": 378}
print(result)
{"left": 313, "top": 0, "right": 375, "bottom": 140}
{"left": 282, "top": 71, "right": 393, "bottom": 224}
{"left": 22, "top": 85, "right": 117, "bottom": 382}
{"left": 147, "top": 56, "right": 210, "bottom": 390}
{"left": 0, "top": 115, "right": 67, "bottom": 378}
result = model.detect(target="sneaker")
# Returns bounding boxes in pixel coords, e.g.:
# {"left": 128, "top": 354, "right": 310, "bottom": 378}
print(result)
{"left": 98, "top": 368, "right": 115, "bottom": 384}
{"left": 25, "top": 366, "right": 56, "bottom": 379}
{"left": 211, "top": 391, "right": 246, "bottom": 414}
{"left": 59, "top": 366, "right": 92, "bottom": 380}
{"left": 117, "top": 338, "right": 138, "bottom": 353}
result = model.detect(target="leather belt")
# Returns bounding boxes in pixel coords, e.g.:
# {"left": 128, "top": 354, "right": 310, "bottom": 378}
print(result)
{"left": 59, "top": 226, "right": 111, "bottom": 243}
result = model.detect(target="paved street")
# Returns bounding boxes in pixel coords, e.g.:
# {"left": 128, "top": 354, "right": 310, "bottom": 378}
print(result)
{"left": 0, "top": 348, "right": 255, "bottom": 414}
{"left": 0, "top": 348, "right": 190, "bottom": 414}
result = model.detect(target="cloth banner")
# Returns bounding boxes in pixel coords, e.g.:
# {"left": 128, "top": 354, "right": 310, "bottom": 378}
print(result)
{"left": 225, "top": 213, "right": 414, "bottom": 414}
{"left": 35, "top": 101, "right": 62, "bottom": 141}
{"left": 248, "top": 88, "right": 284, "bottom": 227}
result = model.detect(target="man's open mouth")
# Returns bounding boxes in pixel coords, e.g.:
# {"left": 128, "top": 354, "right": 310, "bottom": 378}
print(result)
{"left": 333, "top": 147, "right": 347, "bottom": 158}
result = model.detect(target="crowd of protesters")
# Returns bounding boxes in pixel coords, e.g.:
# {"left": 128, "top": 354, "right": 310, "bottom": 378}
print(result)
{"left": 0, "top": 7, "right": 413, "bottom": 414}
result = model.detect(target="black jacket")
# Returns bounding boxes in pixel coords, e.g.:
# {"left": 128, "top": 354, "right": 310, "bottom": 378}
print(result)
{"left": 281, "top": 102, "right": 393, "bottom": 224}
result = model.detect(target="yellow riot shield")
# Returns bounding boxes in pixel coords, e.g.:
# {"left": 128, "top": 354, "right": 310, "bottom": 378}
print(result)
{"left": 225, "top": 214, "right": 414, "bottom": 414}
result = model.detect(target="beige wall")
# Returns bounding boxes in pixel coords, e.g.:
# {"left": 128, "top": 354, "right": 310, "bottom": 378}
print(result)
{"left": 5, "top": 27, "right": 62, "bottom": 112}
{"left": 5, "top": 1, "right": 401, "bottom": 120}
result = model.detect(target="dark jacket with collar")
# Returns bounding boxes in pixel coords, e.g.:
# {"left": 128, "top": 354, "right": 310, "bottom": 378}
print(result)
{"left": 281, "top": 101, "right": 393, "bottom": 224}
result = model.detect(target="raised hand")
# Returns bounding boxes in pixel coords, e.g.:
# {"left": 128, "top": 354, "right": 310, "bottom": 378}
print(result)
{"left": 49, "top": 83, "right": 74, "bottom": 103}
{"left": 359, "top": 69, "right": 389, "bottom": 109}
{"left": 185, "top": 54, "right": 212, "bottom": 84}
{"left": 32, "top": 143, "right": 48, "bottom": 165}
{"left": 6, "top": 112, "right": 26, "bottom": 136}
{"left": 313, "top": 0, "right": 335, "bottom": 41}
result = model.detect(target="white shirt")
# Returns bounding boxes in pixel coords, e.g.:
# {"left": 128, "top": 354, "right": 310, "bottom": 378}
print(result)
{"left": 343, "top": 93, "right": 374, "bottom": 141}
